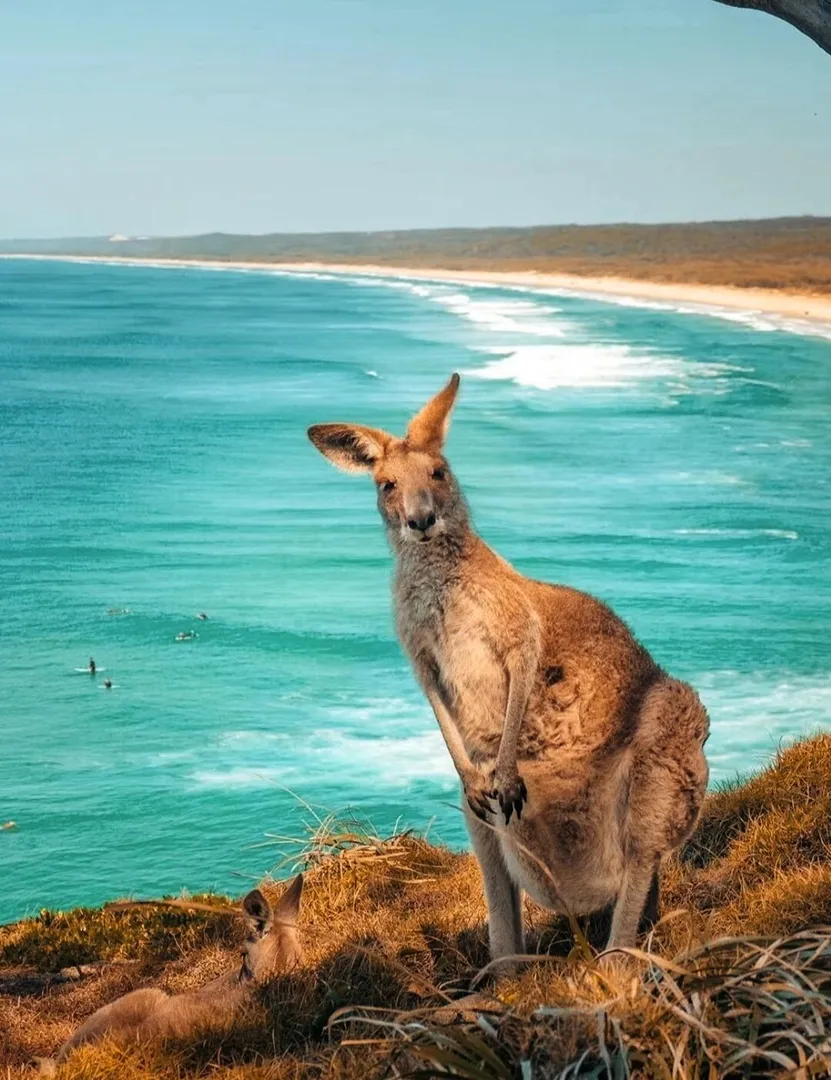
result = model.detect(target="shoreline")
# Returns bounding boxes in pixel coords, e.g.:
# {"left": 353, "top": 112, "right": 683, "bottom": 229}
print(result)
{"left": 4, "top": 252, "right": 831, "bottom": 325}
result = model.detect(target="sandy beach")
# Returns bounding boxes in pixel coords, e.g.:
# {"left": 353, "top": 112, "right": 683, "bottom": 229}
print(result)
{"left": 4, "top": 253, "right": 831, "bottom": 324}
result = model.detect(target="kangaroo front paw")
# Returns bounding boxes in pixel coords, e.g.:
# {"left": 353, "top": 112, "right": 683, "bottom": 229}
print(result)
{"left": 463, "top": 772, "right": 495, "bottom": 821}
{"left": 490, "top": 768, "right": 527, "bottom": 825}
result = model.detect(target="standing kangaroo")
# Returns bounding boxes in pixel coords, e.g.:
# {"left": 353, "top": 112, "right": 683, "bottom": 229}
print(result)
{"left": 43, "top": 876, "right": 303, "bottom": 1070}
{"left": 309, "top": 375, "right": 709, "bottom": 961}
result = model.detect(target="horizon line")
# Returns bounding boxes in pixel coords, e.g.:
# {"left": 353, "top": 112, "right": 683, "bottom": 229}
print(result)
{"left": 2, "top": 213, "right": 829, "bottom": 244}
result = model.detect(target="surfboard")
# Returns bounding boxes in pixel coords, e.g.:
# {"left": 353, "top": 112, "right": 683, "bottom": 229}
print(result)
{"left": 74, "top": 667, "right": 107, "bottom": 673}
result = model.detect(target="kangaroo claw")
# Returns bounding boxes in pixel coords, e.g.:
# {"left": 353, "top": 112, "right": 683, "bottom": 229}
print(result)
{"left": 491, "top": 773, "right": 527, "bottom": 825}
{"left": 464, "top": 775, "right": 495, "bottom": 821}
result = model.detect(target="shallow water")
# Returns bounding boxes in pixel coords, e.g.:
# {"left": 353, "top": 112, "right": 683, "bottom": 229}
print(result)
{"left": 1, "top": 258, "right": 829, "bottom": 922}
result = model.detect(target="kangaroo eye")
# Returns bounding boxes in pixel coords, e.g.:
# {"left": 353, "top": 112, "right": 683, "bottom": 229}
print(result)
{"left": 381, "top": 480, "right": 396, "bottom": 493}
{"left": 432, "top": 468, "right": 446, "bottom": 481}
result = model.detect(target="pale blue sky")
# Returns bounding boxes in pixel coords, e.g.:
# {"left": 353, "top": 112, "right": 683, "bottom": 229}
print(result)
{"left": 0, "top": 0, "right": 829, "bottom": 237}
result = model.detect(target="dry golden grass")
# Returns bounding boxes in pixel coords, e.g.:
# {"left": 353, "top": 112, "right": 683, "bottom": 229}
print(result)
{"left": 3, "top": 735, "right": 831, "bottom": 1078}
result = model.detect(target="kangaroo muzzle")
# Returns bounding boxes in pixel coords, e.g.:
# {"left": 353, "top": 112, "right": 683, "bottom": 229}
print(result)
{"left": 404, "top": 495, "right": 438, "bottom": 541}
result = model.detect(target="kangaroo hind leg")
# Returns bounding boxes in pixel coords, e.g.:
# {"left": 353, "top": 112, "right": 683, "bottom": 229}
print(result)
{"left": 606, "top": 676, "right": 709, "bottom": 954}
{"left": 56, "top": 987, "right": 167, "bottom": 1061}
{"left": 606, "top": 858, "right": 660, "bottom": 952}
{"left": 465, "top": 805, "right": 523, "bottom": 966}
{"left": 640, "top": 868, "right": 660, "bottom": 933}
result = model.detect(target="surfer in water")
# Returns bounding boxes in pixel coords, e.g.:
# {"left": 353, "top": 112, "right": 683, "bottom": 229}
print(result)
{"left": 197, "top": 612, "right": 209, "bottom": 621}
{"left": 176, "top": 631, "right": 196, "bottom": 641}
{"left": 88, "top": 657, "right": 96, "bottom": 675}
{"left": 103, "top": 678, "right": 113, "bottom": 689}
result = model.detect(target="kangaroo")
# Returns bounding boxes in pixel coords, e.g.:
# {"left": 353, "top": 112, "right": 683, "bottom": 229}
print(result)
{"left": 308, "top": 375, "right": 709, "bottom": 962}
{"left": 42, "top": 876, "right": 303, "bottom": 1071}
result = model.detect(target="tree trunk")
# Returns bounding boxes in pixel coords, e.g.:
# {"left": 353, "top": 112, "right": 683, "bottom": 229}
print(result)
{"left": 713, "top": 0, "right": 831, "bottom": 55}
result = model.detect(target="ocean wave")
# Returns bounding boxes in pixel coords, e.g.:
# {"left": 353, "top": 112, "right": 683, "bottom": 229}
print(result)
{"left": 187, "top": 733, "right": 455, "bottom": 793}
{"left": 309, "top": 729, "right": 457, "bottom": 785}
{"left": 356, "top": 273, "right": 831, "bottom": 342}
{"left": 24, "top": 258, "right": 831, "bottom": 341}
{"left": 461, "top": 343, "right": 706, "bottom": 391}
{"left": 375, "top": 277, "right": 760, "bottom": 395}
{"left": 190, "top": 766, "right": 291, "bottom": 789}
{"left": 301, "top": 267, "right": 831, "bottom": 343}
{"left": 531, "top": 286, "right": 831, "bottom": 342}
{"left": 674, "top": 527, "right": 799, "bottom": 540}
{"left": 422, "top": 289, "right": 568, "bottom": 337}
{"left": 186, "top": 699, "right": 457, "bottom": 792}
{"left": 185, "top": 674, "right": 831, "bottom": 794}
{"left": 327, "top": 275, "right": 572, "bottom": 338}
{"left": 697, "top": 672, "right": 831, "bottom": 782}
{"left": 667, "top": 470, "right": 750, "bottom": 486}
{"left": 351, "top": 269, "right": 831, "bottom": 343}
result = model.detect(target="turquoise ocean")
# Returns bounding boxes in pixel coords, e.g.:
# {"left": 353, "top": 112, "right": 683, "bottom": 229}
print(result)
{"left": 1, "top": 257, "right": 830, "bottom": 923}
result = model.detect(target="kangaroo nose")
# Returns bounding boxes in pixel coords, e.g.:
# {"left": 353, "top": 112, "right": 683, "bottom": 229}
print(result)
{"left": 408, "top": 512, "right": 436, "bottom": 532}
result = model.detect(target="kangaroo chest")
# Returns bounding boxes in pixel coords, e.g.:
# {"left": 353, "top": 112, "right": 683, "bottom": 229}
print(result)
{"left": 395, "top": 573, "right": 509, "bottom": 760}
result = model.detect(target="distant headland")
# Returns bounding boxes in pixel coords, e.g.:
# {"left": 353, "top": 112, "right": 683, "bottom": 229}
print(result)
{"left": 3, "top": 216, "right": 831, "bottom": 324}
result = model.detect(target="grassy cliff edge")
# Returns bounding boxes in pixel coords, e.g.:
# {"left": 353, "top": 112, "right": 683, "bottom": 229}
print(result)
{"left": 3, "top": 733, "right": 831, "bottom": 1078}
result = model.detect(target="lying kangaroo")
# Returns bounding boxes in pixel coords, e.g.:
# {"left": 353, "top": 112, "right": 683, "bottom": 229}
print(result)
{"left": 43, "top": 876, "right": 302, "bottom": 1070}
{"left": 309, "top": 375, "right": 709, "bottom": 961}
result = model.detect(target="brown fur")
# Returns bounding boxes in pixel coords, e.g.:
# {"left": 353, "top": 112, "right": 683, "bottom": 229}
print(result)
{"left": 309, "top": 376, "right": 709, "bottom": 962}
{"left": 41, "top": 877, "right": 303, "bottom": 1072}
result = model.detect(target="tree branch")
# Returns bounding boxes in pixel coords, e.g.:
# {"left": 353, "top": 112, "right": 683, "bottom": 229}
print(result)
{"left": 713, "top": 0, "right": 831, "bottom": 55}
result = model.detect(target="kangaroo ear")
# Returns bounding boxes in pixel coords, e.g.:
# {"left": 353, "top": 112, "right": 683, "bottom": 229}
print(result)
{"left": 272, "top": 874, "right": 303, "bottom": 925}
{"left": 406, "top": 374, "right": 460, "bottom": 453}
{"left": 242, "top": 889, "right": 273, "bottom": 938}
{"left": 307, "top": 424, "right": 391, "bottom": 474}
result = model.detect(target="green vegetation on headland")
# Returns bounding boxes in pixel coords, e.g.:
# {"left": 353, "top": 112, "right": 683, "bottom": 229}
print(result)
{"left": 3, "top": 216, "right": 831, "bottom": 294}
{"left": 3, "top": 734, "right": 831, "bottom": 1078}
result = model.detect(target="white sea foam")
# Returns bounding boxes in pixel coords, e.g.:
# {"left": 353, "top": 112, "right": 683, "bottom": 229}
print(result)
{"left": 530, "top": 286, "right": 831, "bottom": 342}
{"left": 366, "top": 279, "right": 750, "bottom": 394}
{"left": 188, "top": 699, "right": 457, "bottom": 792}
{"left": 674, "top": 527, "right": 799, "bottom": 540}
{"left": 18, "top": 256, "right": 831, "bottom": 340}
{"left": 697, "top": 672, "right": 831, "bottom": 782}
{"left": 423, "top": 289, "right": 568, "bottom": 337}
{"left": 390, "top": 275, "right": 831, "bottom": 341}
{"left": 320, "top": 268, "right": 831, "bottom": 342}
{"left": 10, "top": 257, "right": 831, "bottom": 340}
{"left": 186, "top": 673, "right": 831, "bottom": 794}
{"left": 309, "top": 729, "right": 457, "bottom": 785}
{"left": 667, "top": 470, "right": 750, "bottom": 486}
{"left": 328, "top": 276, "right": 572, "bottom": 338}
{"left": 462, "top": 343, "right": 691, "bottom": 391}
{"left": 190, "top": 766, "right": 291, "bottom": 789}
{"left": 461, "top": 342, "right": 743, "bottom": 393}
{"left": 361, "top": 271, "right": 831, "bottom": 343}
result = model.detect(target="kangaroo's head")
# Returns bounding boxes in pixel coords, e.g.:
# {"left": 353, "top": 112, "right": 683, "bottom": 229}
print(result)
{"left": 239, "top": 874, "right": 303, "bottom": 981}
{"left": 308, "top": 374, "right": 467, "bottom": 546}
